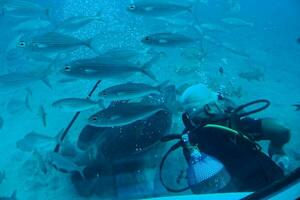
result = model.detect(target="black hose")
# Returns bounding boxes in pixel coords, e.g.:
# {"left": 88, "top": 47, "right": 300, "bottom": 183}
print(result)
{"left": 233, "top": 99, "right": 271, "bottom": 118}
{"left": 54, "top": 80, "right": 102, "bottom": 153}
{"left": 159, "top": 141, "right": 190, "bottom": 193}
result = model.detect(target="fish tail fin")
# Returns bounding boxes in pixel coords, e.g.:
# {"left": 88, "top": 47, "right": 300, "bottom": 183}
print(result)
{"left": 96, "top": 99, "right": 105, "bottom": 109}
{"left": 11, "top": 190, "right": 17, "bottom": 200}
{"left": 161, "top": 85, "right": 178, "bottom": 113}
{"left": 140, "top": 54, "right": 161, "bottom": 81}
{"left": 156, "top": 81, "right": 170, "bottom": 92}
{"left": 85, "top": 34, "right": 102, "bottom": 54}
{"left": 78, "top": 166, "right": 86, "bottom": 179}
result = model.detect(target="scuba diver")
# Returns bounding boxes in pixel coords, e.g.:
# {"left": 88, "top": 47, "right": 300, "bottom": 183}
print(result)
{"left": 70, "top": 83, "right": 290, "bottom": 198}
{"left": 159, "top": 83, "right": 289, "bottom": 194}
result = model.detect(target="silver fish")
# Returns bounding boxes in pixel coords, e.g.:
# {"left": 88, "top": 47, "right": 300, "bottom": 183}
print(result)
{"left": 16, "top": 131, "right": 60, "bottom": 152}
{"left": 221, "top": 17, "right": 254, "bottom": 27}
{"left": 52, "top": 98, "right": 104, "bottom": 112}
{"left": 0, "top": 67, "right": 52, "bottom": 93}
{"left": 38, "top": 106, "right": 47, "bottom": 127}
{"left": 0, "top": 190, "right": 17, "bottom": 200}
{"left": 12, "top": 18, "right": 52, "bottom": 32}
{"left": 17, "top": 32, "right": 98, "bottom": 54}
{"left": 47, "top": 152, "right": 85, "bottom": 178}
{"left": 141, "top": 32, "right": 198, "bottom": 47}
{"left": 1, "top": 6, "right": 51, "bottom": 18}
{"left": 200, "top": 23, "right": 227, "bottom": 32}
{"left": 33, "top": 150, "right": 48, "bottom": 174}
{"left": 55, "top": 12, "right": 103, "bottom": 32}
{"left": 61, "top": 55, "right": 158, "bottom": 81}
{"left": 127, "top": 0, "right": 197, "bottom": 17}
{"left": 0, "top": 0, "right": 45, "bottom": 10}
{"left": 98, "top": 81, "right": 169, "bottom": 101}
{"left": 88, "top": 101, "right": 166, "bottom": 127}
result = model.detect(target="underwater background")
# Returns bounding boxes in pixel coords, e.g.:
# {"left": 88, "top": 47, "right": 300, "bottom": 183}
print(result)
{"left": 0, "top": 0, "right": 300, "bottom": 199}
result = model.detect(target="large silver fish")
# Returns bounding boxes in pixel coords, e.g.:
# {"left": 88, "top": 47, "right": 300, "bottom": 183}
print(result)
{"left": 88, "top": 101, "right": 167, "bottom": 127}
{"left": 55, "top": 12, "right": 103, "bottom": 32}
{"left": 61, "top": 55, "right": 158, "bottom": 81}
{"left": 0, "top": 116, "right": 3, "bottom": 130}
{"left": 52, "top": 98, "right": 104, "bottom": 112}
{"left": 141, "top": 32, "right": 198, "bottom": 47}
{"left": 221, "top": 17, "right": 254, "bottom": 27}
{"left": 17, "top": 32, "right": 98, "bottom": 54}
{"left": 127, "top": 0, "right": 199, "bottom": 17}
{"left": 16, "top": 131, "right": 60, "bottom": 152}
{"left": 47, "top": 152, "right": 85, "bottom": 178}
{"left": 98, "top": 81, "right": 169, "bottom": 101}
{"left": 0, "top": 67, "right": 52, "bottom": 93}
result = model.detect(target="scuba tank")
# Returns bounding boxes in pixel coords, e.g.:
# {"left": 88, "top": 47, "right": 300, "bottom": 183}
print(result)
{"left": 182, "top": 133, "right": 231, "bottom": 193}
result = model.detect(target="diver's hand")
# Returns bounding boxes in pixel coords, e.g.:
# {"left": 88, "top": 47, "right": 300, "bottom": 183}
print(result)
{"left": 272, "top": 154, "right": 290, "bottom": 172}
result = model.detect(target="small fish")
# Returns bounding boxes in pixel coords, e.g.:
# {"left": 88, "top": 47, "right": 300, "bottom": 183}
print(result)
{"left": 61, "top": 55, "right": 159, "bottom": 81}
{"left": 297, "top": 37, "right": 300, "bottom": 44}
{"left": 55, "top": 12, "right": 103, "bottom": 32}
{"left": 0, "top": 0, "right": 46, "bottom": 10}
{"left": 33, "top": 150, "right": 48, "bottom": 174}
{"left": 222, "top": 17, "right": 253, "bottom": 27}
{"left": 88, "top": 101, "right": 166, "bottom": 127}
{"left": 0, "top": 170, "right": 5, "bottom": 184}
{"left": 200, "top": 23, "right": 227, "bottom": 32}
{"left": 219, "top": 66, "right": 224, "bottom": 75}
{"left": 141, "top": 32, "right": 199, "bottom": 47}
{"left": 238, "top": 68, "right": 264, "bottom": 82}
{"left": 12, "top": 18, "right": 52, "bottom": 32}
{"left": 220, "top": 42, "right": 249, "bottom": 58}
{"left": 47, "top": 152, "right": 85, "bottom": 178}
{"left": 38, "top": 106, "right": 47, "bottom": 127}
{"left": 292, "top": 104, "right": 300, "bottom": 111}
{"left": 17, "top": 32, "right": 99, "bottom": 54}
{"left": 1, "top": 6, "right": 51, "bottom": 19}
{"left": 98, "top": 81, "right": 169, "bottom": 101}
{"left": 52, "top": 98, "right": 104, "bottom": 112}
{"left": 0, "top": 116, "right": 3, "bottom": 130}
{"left": 0, "top": 190, "right": 17, "bottom": 200}
{"left": 0, "top": 67, "right": 52, "bottom": 93}
{"left": 16, "top": 131, "right": 61, "bottom": 152}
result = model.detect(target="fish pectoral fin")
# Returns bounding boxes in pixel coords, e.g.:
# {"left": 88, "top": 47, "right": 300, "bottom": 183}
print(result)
{"left": 159, "top": 39, "right": 168, "bottom": 44}
{"left": 110, "top": 115, "right": 122, "bottom": 120}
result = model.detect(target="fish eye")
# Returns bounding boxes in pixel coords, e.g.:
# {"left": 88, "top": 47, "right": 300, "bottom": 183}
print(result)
{"left": 18, "top": 41, "right": 26, "bottom": 47}
{"left": 128, "top": 4, "right": 136, "bottom": 10}
{"left": 64, "top": 65, "right": 71, "bottom": 71}
{"left": 91, "top": 116, "right": 98, "bottom": 121}
{"left": 144, "top": 36, "right": 150, "bottom": 41}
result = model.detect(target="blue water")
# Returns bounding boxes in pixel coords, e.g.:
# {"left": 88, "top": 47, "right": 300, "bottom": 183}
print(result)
{"left": 0, "top": 0, "right": 299, "bottom": 199}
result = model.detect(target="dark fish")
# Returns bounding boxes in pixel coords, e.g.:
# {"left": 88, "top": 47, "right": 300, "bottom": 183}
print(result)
{"left": 33, "top": 150, "right": 48, "bottom": 174}
{"left": 0, "top": 116, "right": 3, "bottom": 130}
{"left": 238, "top": 68, "right": 264, "bottom": 82}
{"left": 292, "top": 104, "right": 300, "bottom": 111}
{"left": 0, "top": 170, "right": 5, "bottom": 184}
{"left": 38, "top": 106, "right": 47, "bottom": 127}
{"left": 219, "top": 66, "right": 224, "bottom": 75}
{"left": 297, "top": 37, "right": 300, "bottom": 44}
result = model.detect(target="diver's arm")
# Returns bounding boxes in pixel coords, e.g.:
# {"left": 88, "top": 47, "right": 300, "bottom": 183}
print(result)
{"left": 260, "top": 118, "right": 291, "bottom": 156}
